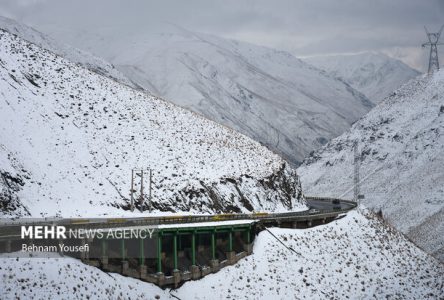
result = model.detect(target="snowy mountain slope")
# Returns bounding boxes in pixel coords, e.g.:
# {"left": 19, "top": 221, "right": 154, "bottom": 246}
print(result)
{"left": 0, "top": 253, "right": 167, "bottom": 299}
{"left": 0, "top": 29, "right": 305, "bottom": 218}
{"left": 1, "top": 210, "right": 442, "bottom": 299}
{"left": 0, "top": 16, "right": 135, "bottom": 89}
{"left": 298, "top": 71, "right": 444, "bottom": 261}
{"left": 304, "top": 52, "right": 421, "bottom": 103}
{"left": 50, "top": 25, "right": 373, "bottom": 165}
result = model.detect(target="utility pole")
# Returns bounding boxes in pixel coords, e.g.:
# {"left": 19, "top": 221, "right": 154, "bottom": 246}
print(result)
{"left": 130, "top": 168, "right": 152, "bottom": 212}
{"left": 422, "top": 25, "right": 444, "bottom": 74}
{"left": 148, "top": 169, "right": 152, "bottom": 212}
{"left": 353, "top": 141, "right": 360, "bottom": 204}
{"left": 140, "top": 169, "right": 144, "bottom": 211}
{"left": 130, "top": 169, "right": 135, "bottom": 212}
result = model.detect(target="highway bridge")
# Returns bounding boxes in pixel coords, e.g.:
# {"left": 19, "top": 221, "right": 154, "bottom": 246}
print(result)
{"left": 0, "top": 197, "right": 356, "bottom": 287}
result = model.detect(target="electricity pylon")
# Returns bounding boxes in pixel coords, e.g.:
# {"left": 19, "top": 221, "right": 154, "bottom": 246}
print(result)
{"left": 353, "top": 141, "right": 360, "bottom": 204}
{"left": 422, "top": 25, "right": 444, "bottom": 74}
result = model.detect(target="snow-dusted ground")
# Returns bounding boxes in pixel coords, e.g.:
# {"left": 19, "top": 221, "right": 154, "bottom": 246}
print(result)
{"left": 0, "top": 16, "right": 135, "bottom": 89}
{"left": 1, "top": 210, "right": 442, "bottom": 299}
{"left": 0, "top": 252, "right": 166, "bottom": 299}
{"left": 304, "top": 52, "right": 421, "bottom": 104}
{"left": 41, "top": 23, "right": 372, "bottom": 165}
{"left": 298, "top": 70, "right": 444, "bottom": 262}
{"left": 0, "top": 29, "right": 305, "bottom": 218}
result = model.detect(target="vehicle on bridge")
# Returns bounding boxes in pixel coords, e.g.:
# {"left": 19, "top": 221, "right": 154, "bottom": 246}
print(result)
{"left": 332, "top": 199, "right": 341, "bottom": 210}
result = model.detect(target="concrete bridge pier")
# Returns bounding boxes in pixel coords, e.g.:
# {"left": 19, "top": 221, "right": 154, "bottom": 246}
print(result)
{"left": 80, "top": 238, "right": 87, "bottom": 261}
{"left": 190, "top": 265, "right": 201, "bottom": 280}
{"left": 27, "top": 238, "right": 33, "bottom": 247}
{"left": 226, "top": 251, "right": 236, "bottom": 264}
{"left": 190, "top": 231, "right": 201, "bottom": 280}
{"left": 243, "top": 244, "right": 253, "bottom": 254}
{"left": 122, "top": 261, "right": 129, "bottom": 275}
{"left": 171, "top": 231, "right": 182, "bottom": 287}
{"left": 139, "top": 239, "right": 147, "bottom": 279}
{"left": 243, "top": 226, "right": 253, "bottom": 254}
{"left": 120, "top": 239, "right": 129, "bottom": 275}
{"left": 86, "top": 238, "right": 93, "bottom": 261}
{"left": 101, "top": 238, "right": 108, "bottom": 268}
{"left": 157, "top": 272, "right": 166, "bottom": 286}
{"left": 226, "top": 230, "right": 236, "bottom": 263}
{"left": 173, "top": 269, "right": 181, "bottom": 288}
{"left": 57, "top": 239, "right": 63, "bottom": 256}
{"left": 139, "top": 265, "right": 147, "bottom": 279}
{"left": 154, "top": 232, "right": 167, "bottom": 286}
{"left": 210, "top": 259, "right": 219, "bottom": 272}
{"left": 5, "top": 240, "right": 11, "bottom": 253}
{"left": 210, "top": 229, "right": 220, "bottom": 272}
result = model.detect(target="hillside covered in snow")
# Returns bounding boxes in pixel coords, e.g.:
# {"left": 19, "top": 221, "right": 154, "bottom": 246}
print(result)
{"left": 298, "top": 70, "right": 444, "bottom": 262}
{"left": 304, "top": 52, "right": 421, "bottom": 103}
{"left": 1, "top": 210, "right": 442, "bottom": 299}
{"left": 0, "top": 28, "right": 306, "bottom": 218}
{"left": 0, "top": 16, "right": 135, "bottom": 89}
{"left": 45, "top": 24, "right": 373, "bottom": 165}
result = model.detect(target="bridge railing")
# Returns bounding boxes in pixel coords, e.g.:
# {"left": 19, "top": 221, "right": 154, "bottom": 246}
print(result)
{"left": 0, "top": 197, "right": 357, "bottom": 230}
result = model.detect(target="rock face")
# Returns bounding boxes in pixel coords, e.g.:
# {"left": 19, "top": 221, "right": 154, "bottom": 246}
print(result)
{"left": 0, "top": 171, "right": 25, "bottom": 214}
{"left": 298, "top": 71, "right": 444, "bottom": 262}
{"left": 304, "top": 52, "right": 421, "bottom": 103}
{"left": 45, "top": 23, "right": 373, "bottom": 166}
{"left": 157, "top": 163, "right": 304, "bottom": 213}
{"left": 0, "top": 29, "right": 306, "bottom": 217}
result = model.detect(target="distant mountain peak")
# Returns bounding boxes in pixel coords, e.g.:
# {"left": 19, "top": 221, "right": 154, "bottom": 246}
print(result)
{"left": 304, "top": 52, "right": 421, "bottom": 104}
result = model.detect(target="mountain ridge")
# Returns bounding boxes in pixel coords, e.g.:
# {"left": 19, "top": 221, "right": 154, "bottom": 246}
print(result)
{"left": 43, "top": 23, "right": 373, "bottom": 165}
{"left": 0, "top": 15, "right": 136, "bottom": 89}
{"left": 304, "top": 52, "right": 421, "bottom": 103}
{"left": 298, "top": 70, "right": 444, "bottom": 261}
{"left": 0, "top": 28, "right": 305, "bottom": 217}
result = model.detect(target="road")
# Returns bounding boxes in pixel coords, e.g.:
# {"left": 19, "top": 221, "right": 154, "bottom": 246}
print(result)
{"left": 306, "top": 197, "right": 355, "bottom": 211}
{"left": 0, "top": 197, "right": 357, "bottom": 241}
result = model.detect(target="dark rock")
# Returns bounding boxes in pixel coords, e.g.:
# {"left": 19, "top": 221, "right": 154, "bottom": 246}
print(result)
{"left": 0, "top": 171, "right": 27, "bottom": 214}
{"left": 120, "top": 163, "right": 304, "bottom": 213}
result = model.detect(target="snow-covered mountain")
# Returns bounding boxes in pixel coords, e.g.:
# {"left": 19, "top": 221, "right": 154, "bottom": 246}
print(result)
{"left": 0, "top": 28, "right": 306, "bottom": 218}
{"left": 47, "top": 24, "right": 373, "bottom": 165}
{"left": 304, "top": 52, "right": 421, "bottom": 103}
{"left": 298, "top": 71, "right": 444, "bottom": 262}
{"left": 2, "top": 210, "right": 442, "bottom": 299}
{"left": 0, "top": 16, "right": 135, "bottom": 88}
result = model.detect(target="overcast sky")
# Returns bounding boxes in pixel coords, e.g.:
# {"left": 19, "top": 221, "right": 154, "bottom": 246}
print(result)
{"left": 0, "top": 0, "right": 443, "bottom": 71}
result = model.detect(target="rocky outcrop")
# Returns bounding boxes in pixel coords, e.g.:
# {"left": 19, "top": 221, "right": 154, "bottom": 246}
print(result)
{"left": 130, "top": 163, "right": 305, "bottom": 213}
{"left": 0, "top": 171, "right": 27, "bottom": 216}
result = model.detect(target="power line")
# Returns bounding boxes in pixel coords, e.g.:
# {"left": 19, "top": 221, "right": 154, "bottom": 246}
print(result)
{"left": 264, "top": 227, "right": 302, "bottom": 256}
